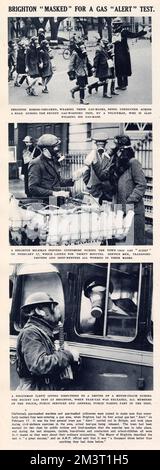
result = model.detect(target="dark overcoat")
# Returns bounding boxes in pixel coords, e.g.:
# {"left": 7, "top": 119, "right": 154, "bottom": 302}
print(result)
{"left": 114, "top": 29, "right": 147, "bottom": 77}
{"left": 39, "top": 49, "right": 53, "bottom": 78}
{"left": 28, "top": 154, "right": 73, "bottom": 198}
{"left": 16, "top": 317, "right": 73, "bottom": 390}
{"left": 16, "top": 46, "right": 26, "bottom": 74}
{"left": 116, "top": 158, "right": 147, "bottom": 244}
{"left": 93, "top": 157, "right": 147, "bottom": 245}
{"left": 26, "top": 45, "right": 40, "bottom": 77}
{"left": 93, "top": 47, "right": 109, "bottom": 81}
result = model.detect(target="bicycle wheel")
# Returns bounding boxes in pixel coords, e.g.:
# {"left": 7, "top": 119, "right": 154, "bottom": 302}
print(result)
{"left": 63, "top": 48, "right": 70, "bottom": 60}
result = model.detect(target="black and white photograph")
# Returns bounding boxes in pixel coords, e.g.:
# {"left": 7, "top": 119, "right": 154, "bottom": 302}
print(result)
{"left": 9, "top": 122, "right": 153, "bottom": 246}
{"left": 8, "top": 16, "right": 152, "bottom": 105}
{"left": 10, "top": 262, "right": 153, "bottom": 391}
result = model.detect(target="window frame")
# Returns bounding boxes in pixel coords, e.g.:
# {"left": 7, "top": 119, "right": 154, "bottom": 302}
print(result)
{"left": 76, "top": 263, "right": 142, "bottom": 344}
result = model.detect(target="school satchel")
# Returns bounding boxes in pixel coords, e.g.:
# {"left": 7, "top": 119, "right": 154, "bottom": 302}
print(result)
{"left": 67, "top": 70, "right": 76, "bottom": 81}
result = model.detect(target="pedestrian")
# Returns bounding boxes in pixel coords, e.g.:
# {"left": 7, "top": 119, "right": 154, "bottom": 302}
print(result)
{"left": 112, "top": 18, "right": 147, "bottom": 90}
{"left": 105, "top": 42, "right": 119, "bottom": 97}
{"left": 68, "top": 41, "right": 92, "bottom": 104}
{"left": 8, "top": 41, "right": 16, "bottom": 81}
{"left": 87, "top": 38, "right": 101, "bottom": 95}
{"left": 16, "top": 292, "right": 75, "bottom": 390}
{"left": 25, "top": 36, "right": 41, "bottom": 96}
{"left": 92, "top": 39, "right": 118, "bottom": 98}
{"left": 14, "top": 41, "right": 29, "bottom": 88}
{"left": 83, "top": 139, "right": 113, "bottom": 202}
{"left": 38, "top": 27, "right": 46, "bottom": 45}
{"left": 69, "top": 34, "right": 78, "bottom": 54}
{"left": 28, "top": 134, "right": 77, "bottom": 199}
{"left": 92, "top": 135, "right": 147, "bottom": 245}
{"left": 39, "top": 39, "right": 53, "bottom": 94}
{"left": 21, "top": 135, "right": 35, "bottom": 196}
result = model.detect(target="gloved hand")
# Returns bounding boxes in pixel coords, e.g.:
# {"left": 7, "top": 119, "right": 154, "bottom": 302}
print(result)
{"left": 65, "top": 345, "right": 80, "bottom": 363}
{"left": 84, "top": 149, "right": 97, "bottom": 166}
{"left": 61, "top": 349, "right": 74, "bottom": 367}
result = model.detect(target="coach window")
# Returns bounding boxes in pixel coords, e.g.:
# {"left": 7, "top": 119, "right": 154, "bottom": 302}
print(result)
{"left": 148, "top": 302, "right": 153, "bottom": 344}
{"left": 148, "top": 311, "right": 153, "bottom": 344}
{"left": 78, "top": 263, "right": 140, "bottom": 342}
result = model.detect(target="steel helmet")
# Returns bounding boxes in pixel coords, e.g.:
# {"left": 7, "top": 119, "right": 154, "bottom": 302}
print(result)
{"left": 38, "top": 28, "right": 44, "bottom": 33}
{"left": 23, "top": 135, "right": 33, "bottom": 144}
{"left": 21, "top": 292, "right": 58, "bottom": 311}
{"left": 37, "top": 134, "right": 61, "bottom": 147}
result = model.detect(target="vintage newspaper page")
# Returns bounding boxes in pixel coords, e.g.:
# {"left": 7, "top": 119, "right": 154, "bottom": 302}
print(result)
{"left": 0, "top": 0, "right": 160, "bottom": 464}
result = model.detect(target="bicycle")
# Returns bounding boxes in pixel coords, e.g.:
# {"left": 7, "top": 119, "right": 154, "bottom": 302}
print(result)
{"left": 62, "top": 47, "right": 70, "bottom": 60}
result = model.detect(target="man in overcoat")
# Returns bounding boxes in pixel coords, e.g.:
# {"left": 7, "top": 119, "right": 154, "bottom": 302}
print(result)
{"left": 92, "top": 135, "right": 147, "bottom": 244}
{"left": 112, "top": 18, "right": 147, "bottom": 90}
{"left": 28, "top": 134, "right": 75, "bottom": 199}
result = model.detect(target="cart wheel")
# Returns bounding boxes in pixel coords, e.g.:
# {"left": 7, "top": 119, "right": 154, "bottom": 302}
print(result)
{"left": 63, "top": 48, "right": 70, "bottom": 60}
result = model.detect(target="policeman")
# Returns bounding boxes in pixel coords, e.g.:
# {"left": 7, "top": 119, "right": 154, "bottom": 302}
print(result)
{"left": 112, "top": 17, "right": 147, "bottom": 90}
{"left": 16, "top": 292, "right": 74, "bottom": 390}
{"left": 28, "top": 134, "right": 76, "bottom": 198}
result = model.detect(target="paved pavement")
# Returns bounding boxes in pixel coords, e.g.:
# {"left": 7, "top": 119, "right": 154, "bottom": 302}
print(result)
{"left": 9, "top": 39, "right": 152, "bottom": 105}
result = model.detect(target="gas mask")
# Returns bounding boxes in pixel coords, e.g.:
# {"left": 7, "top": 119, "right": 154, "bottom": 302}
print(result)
{"left": 35, "top": 303, "right": 61, "bottom": 325}
{"left": 42, "top": 145, "right": 60, "bottom": 160}
{"left": 100, "top": 40, "right": 105, "bottom": 49}
{"left": 25, "top": 143, "right": 32, "bottom": 149}
{"left": 43, "top": 147, "right": 52, "bottom": 159}
{"left": 80, "top": 45, "right": 86, "bottom": 53}
{"left": 87, "top": 285, "right": 106, "bottom": 318}
{"left": 112, "top": 24, "right": 123, "bottom": 33}
{"left": 97, "top": 147, "right": 105, "bottom": 158}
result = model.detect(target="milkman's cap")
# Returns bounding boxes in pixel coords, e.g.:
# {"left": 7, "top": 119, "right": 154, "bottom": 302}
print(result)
{"left": 112, "top": 17, "right": 123, "bottom": 25}
{"left": 23, "top": 135, "right": 33, "bottom": 144}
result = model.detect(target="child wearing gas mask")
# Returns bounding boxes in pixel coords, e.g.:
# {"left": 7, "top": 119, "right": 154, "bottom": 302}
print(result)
{"left": 68, "top": 41, "right": 92, "bottom": 104}
{"left": 93, "top": 39, "right": 118, "bottom": 99}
